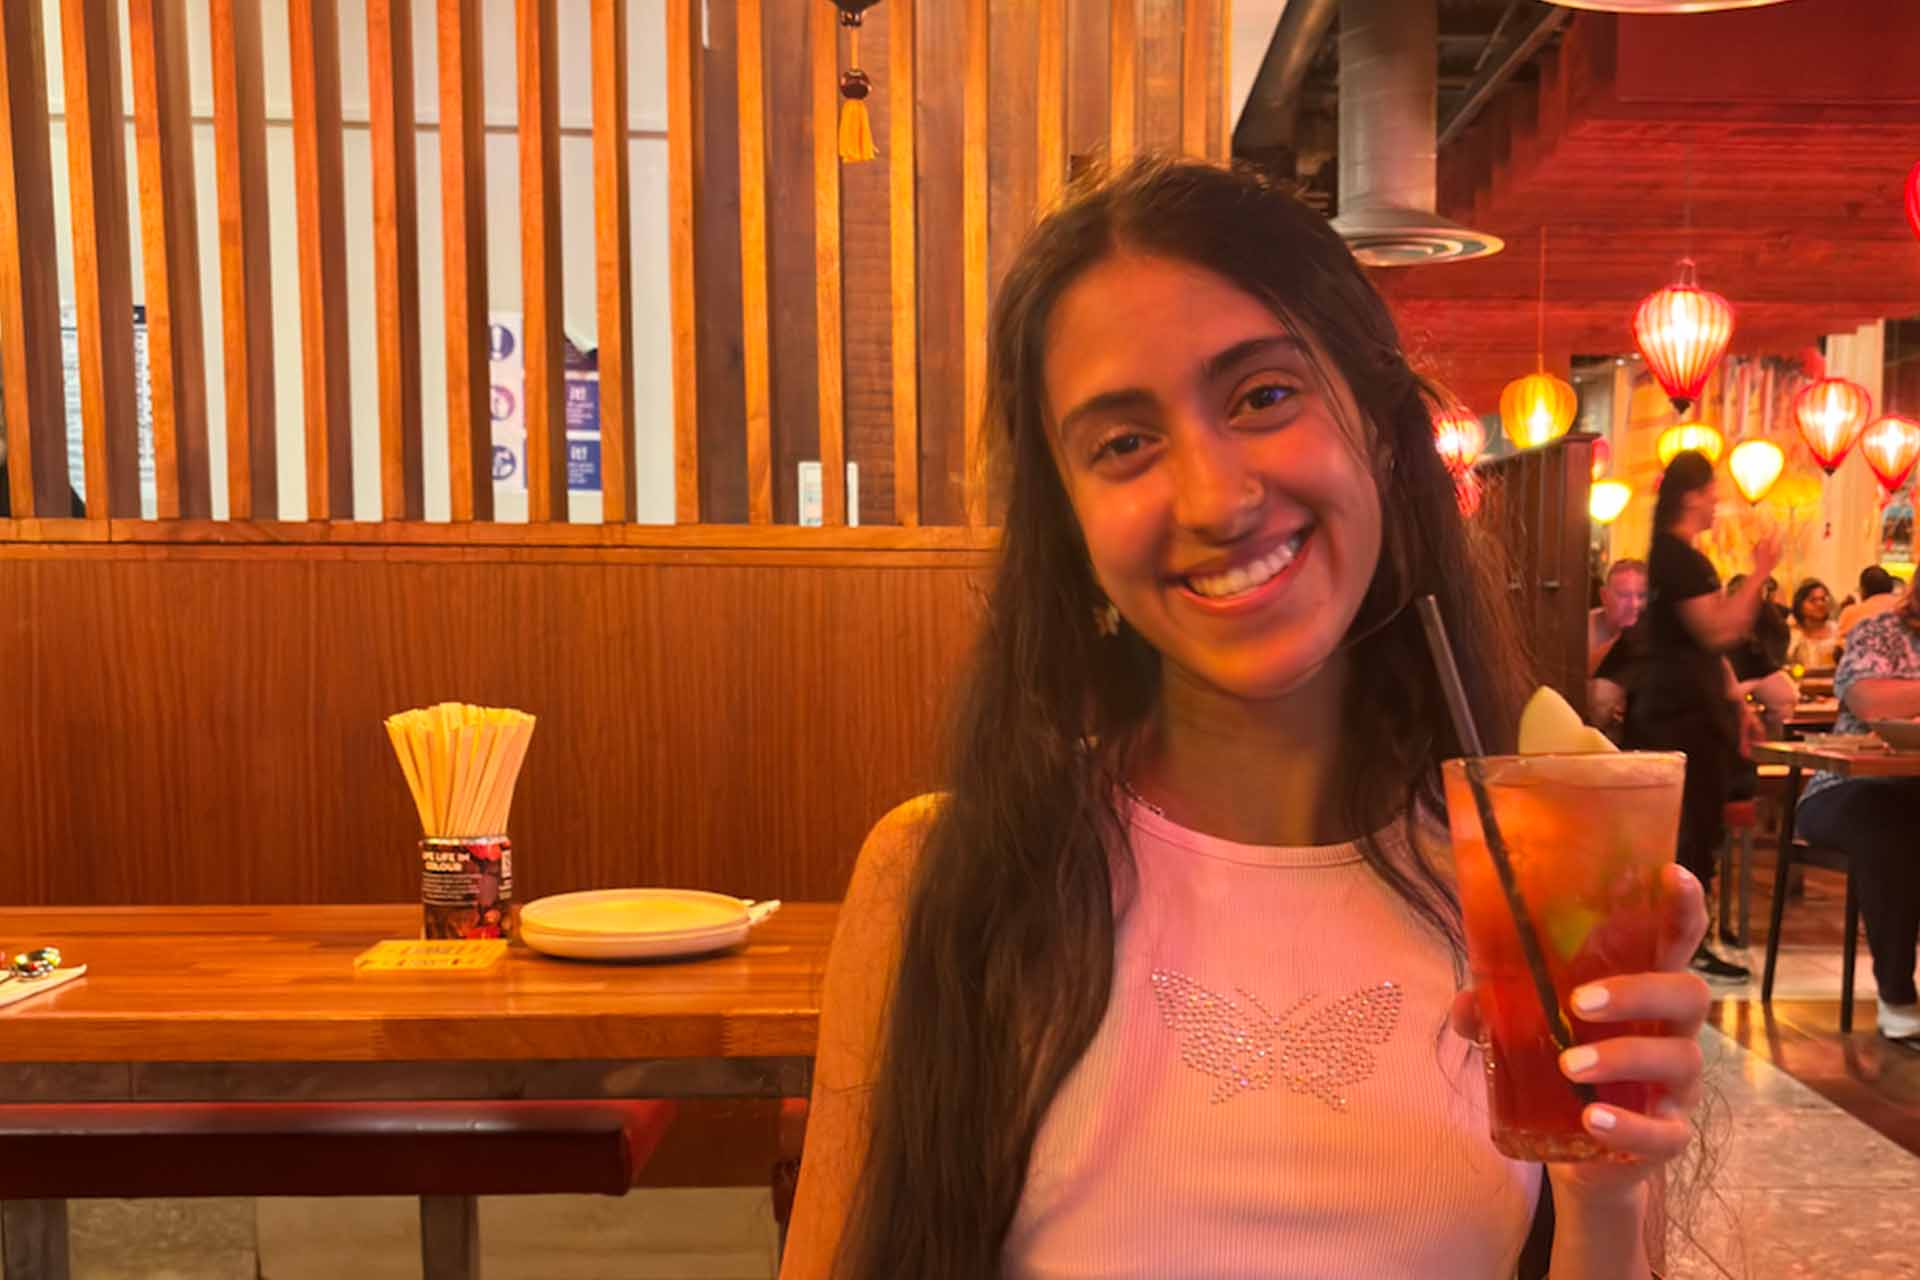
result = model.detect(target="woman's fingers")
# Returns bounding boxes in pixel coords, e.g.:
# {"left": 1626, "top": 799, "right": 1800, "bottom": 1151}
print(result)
{"left": 1560, "top": 1034, "right": 1704, "bottom": 1097}
{"left": 1568, "top": 971, "right": 1711, "bottom": 1034}
{"left": 1656, "top": 863, "right": 1710, "bottom": 973}
{"left": 1579, "top": 1099, "right": 1693, "bottom": 1163}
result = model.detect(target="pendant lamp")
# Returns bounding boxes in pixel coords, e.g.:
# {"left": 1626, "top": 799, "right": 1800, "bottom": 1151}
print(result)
{"left": 1500, "top": 228, "right": 1577, "bottom": 450}
{"left": 1433, "top": 407, "right": 1486, "bottom": 477}
{"left": 1591, "top": 437, "right": 1612, "bottom": 480}
{"left": 1860, "top": 415, "right": 1920, "bottom": 499}
{"left": 1633, "top": 259, "right": 1734, "bottom": 415}
{"left": 1793, "top": 377, "right": 1873, "bottom": 474}
{"left": 1906, "top": 160, "right": 1920, "bottom": 244}
{"left": 1656, "top": 421, "right": 1725, "bottom": 468}
{"left": 1543, "top": 0, "right": 1791, "bottom": 10}
{"left": 1727, "top": 439, "right": 1785, "bottom": 505}
{"left": 1589, "top": 479, "right": 1631, "bottom": 525}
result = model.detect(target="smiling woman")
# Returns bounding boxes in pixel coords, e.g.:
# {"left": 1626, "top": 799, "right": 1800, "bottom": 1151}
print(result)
{"left": 783, "top": 157, "right": 1709, "bottom": 1280}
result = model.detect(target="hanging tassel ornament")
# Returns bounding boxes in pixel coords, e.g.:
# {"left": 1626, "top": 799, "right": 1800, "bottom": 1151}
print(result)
{"left": 833, "top": 1, "right": 881, "bottom": 163}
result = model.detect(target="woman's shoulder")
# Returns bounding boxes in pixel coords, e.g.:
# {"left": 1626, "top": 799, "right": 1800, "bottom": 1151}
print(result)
{"left": 851, "top": 793, "right": 943, "bottom": 891}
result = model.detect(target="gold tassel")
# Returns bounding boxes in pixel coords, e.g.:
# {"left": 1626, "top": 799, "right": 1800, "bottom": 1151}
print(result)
{"left": 839, "top": 97, "right": 877, "bottom": 163}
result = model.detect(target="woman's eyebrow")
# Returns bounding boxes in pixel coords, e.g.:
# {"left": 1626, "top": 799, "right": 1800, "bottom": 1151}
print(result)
{"left": 1202, "top": 335, "right": 1307, "bottom": 383}
{"left": 1055, "top": 388, "right": 1158, "bottom": 441}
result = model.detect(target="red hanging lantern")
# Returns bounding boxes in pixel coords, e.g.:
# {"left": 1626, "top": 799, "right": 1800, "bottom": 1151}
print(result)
{"left": 1591, "top": 436, "right": 1611, "bottom": 479}
{"left": 1433, "top": 405, "right": 1485, "bottom": 476}
{"left": 1632, "top": 259, "right": 1734, "bottom": 415}
{"left": 1793, "top": 377, "right": 1873, "bottom": 475}
{"left": 1906, "top": 160, "right": 1920, "bottom": 243}
{"left": 1860, "top": 414, "right": 1920, "bottom": 499}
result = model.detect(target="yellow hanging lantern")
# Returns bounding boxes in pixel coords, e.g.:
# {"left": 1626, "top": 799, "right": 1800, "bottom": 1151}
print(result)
{"left": 1656, "top": 420, "right": 1725, "bottom": 468}
{"left": 1727, "top": 438, "right": 1786, "bottom": 505}
{"left": 1500, "top": 372, "right": 1578, "bottom": 450}
{"left": 1589, "top": 479, "right": 1631, "bottom": 525}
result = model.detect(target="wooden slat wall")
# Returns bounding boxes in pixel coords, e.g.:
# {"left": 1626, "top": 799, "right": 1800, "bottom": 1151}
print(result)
{"left": 0, "top": 2, "right": 67, "bottom": 519}
{"left": 128, "top": 0, "right": 210, "bottom": 520}
{"left": 59, "top": 0, "right": 140, "bottom": 519}
{"left": 517, "top": 0, "right": 568, "bottom": 522}
{"left": 0, "top": 545, "right": 990, "bottom": 905}
{"left": 1037, "top": 0, "right": 1068, "bottom": 211}
{"left": 963, "top": 0, "right": 990, "bottom": 527}
{"left": 1109, "top": 0, "right": 1138, "bottom": 166}
{"left": 287, "top": 0, "right": 354, "bottom": 519}
{"left": 436, "top": 0, "right": 493, "bottom": 523}
{"left": 592, "top": 0, "right": 638, "bottom": 524}
{"left": 736, "top": 0, "right": 774, "bottom": 525}
{"left": 367, "top": 0, "right": 426, "bottom": 521}
{"left": 210, "top": 0, "right": 278, "bottom": 520}
{"left": 811, "top": 1, "right": 847, "bottom": 527}
{"left": 890, "top": 0, "right": 921, "bottom": 526}
{"left": 666, "top": 0, "right": 702, "bottom": 522}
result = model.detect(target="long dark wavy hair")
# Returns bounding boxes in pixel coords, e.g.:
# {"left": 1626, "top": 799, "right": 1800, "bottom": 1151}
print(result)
{"left": 1652, "top": 448, "right": 1716, "bottom": 534}
{"left": 835, "top": 157, "right": 1532, "bottom": 1278}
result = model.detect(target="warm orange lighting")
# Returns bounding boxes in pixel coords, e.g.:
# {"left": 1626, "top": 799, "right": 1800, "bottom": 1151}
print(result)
{"left": 1727, "top": 439, "right": 1785, "bottom": 505}
{"left": 1500, "top": 372, "right": 1577, "bottom": 450}
{"left": 1591, "top": 437, "right": 1612, "bottom": 479}
{"left": 1793, "top": 377, "right": 1873, "bottom": 474}
{"left": 1433, "top": 407, "right": 1486, "bottom": 476}
{"left": 1656, "top": 421, "right": 1724, "bottom": 468}
{"left": 1861, "top": 415, "right": 1920, "bottom": 498}
{"left": 1906, "top": 159, "right": 1920, "bottom": 244}
{"left": 1633, "top": 260, "right": 1734, "bottom": 414}
{"left": 1589, "top": 479, "right": 1631, "bottom": 524}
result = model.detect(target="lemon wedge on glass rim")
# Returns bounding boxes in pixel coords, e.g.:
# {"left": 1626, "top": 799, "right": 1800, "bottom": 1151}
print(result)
{"left": 1516, "top": 685, "right": 1619, "bottom": 756}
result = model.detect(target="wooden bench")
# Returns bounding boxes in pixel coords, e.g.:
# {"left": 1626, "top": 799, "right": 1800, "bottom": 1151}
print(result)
{"left": 0, "top": 1099, "right": 677, "bottom": 1280}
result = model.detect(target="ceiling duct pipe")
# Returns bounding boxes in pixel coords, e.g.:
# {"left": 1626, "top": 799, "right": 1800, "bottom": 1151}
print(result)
{"left": 1232, "top": 0, "right": 1340, "bottom": 154}
{"left": 1330, "top": 0, "right": 1503, "bottom": 266}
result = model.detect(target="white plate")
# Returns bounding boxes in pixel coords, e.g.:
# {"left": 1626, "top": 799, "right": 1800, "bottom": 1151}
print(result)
{"left": 519, "top": 889, "right": 780, "bottom": 960}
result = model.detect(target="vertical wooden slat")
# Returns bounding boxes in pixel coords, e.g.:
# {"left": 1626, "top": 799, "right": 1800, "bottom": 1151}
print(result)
{"left": 0, "top": 3, "right": 68, "bottom": 518}
{"left": 367, "top": 0, "right": 424, "bottom": 521}
{"left": 591, "top": 0, "right": 637, "bottom": 524}
{"left": 437, "top": 0, "right": 492, "bottom": 521}
{"left": 1180, "top": 0, "right": 1209, "bottom": 157}
{"left": 288, "top": 0, "right": 353, "bottom": 519}
{"left": 810, "top": 2, "right": 846, "bottom": 526}
{"left": 1037, "top": 0, "right": 1067, "bottom": 211}
{"left": 666, "top": 0, "right": 701, "bottom": 523}
{"left": 889, "top": 0, "right": 920, "bottom": 526}
{"left": 517, "top": 0, "right": 567, "bottom": 522}
{"left": 59, "top": 0, "right": 139, "bottom": 519}
{"left": 1216, "top": 0, "right": 1231, "bottom": 161}
{"left": 963, "top": 0, "right": 988, "bottom": 527}
{"left": 1109, "top": 0, "right": 1137, "bottom": 166}
{"left": 210, "top": 0, "right": 277, "bottom": 519}
{"left": 128, "top": 0, "right": 209, "bottom": 520}
{"left": 736, "top": 0, "right": 773, "bottom": 525}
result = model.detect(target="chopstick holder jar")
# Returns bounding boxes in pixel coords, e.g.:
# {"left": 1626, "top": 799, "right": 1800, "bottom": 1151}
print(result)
{"left": 420, "top": 836, "right": 515, "bottom": 941}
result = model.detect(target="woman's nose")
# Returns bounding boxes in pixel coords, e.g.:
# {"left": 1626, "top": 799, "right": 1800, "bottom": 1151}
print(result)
{"left": 1170, "top": 434, "right": 1262, "bottom": 541}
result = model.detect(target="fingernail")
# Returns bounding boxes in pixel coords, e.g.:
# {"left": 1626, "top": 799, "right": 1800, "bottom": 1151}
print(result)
{"left": 1571, "top": 985, "right": 1609, "bottom": 1014}
{"left": 1561, "top": 1045, "right": 1599, "bottom": 1077}
{"left": 1586, "top": 1105, "right": 1618, "bottom": 1133}
{"left": 1655, "top": 1098, "right": 1686, "bottom": 1121}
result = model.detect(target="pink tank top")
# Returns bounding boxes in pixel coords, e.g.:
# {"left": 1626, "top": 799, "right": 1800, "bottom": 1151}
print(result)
{"left": 1004, "top": 800, "right": 1540, "bottom": 1278}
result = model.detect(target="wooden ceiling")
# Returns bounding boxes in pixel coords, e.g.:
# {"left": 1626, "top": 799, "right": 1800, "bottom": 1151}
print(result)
{"left": 1352, "top": 1, "right": 1920, "bottom": 411}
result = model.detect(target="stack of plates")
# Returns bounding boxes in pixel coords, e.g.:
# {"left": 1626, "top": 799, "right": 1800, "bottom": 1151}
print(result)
{"left": 519, "top": 889, "right": 781, "bottom": 960}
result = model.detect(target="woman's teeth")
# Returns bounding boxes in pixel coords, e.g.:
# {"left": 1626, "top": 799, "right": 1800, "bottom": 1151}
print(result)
{"left": 1185, "top": 531, "right": 1305, "bottom": 599}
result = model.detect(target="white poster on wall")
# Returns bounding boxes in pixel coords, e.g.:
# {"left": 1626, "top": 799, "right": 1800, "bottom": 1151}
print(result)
{"left": 489, "top": 312, "right": 602, "bottom": 501}
{"left": 62, "top": 305, "right": 156, "bottom": 515}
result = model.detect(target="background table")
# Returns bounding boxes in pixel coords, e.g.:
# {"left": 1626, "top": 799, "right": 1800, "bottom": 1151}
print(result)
{"left": 0, "top": 905, "right": 836, "bottom": 1104}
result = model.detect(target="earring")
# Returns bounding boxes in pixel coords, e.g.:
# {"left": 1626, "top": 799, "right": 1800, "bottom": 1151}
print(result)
{"left": 1094, "top": 601, "right": 1121, "bottom": 637}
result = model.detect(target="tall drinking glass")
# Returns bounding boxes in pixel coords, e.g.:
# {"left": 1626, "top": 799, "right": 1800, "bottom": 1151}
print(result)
{"left": 1443, "top": 751, "right": 1685, "bottom": 1162}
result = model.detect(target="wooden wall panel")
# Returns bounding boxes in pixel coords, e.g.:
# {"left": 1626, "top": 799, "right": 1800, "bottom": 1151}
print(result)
{"left": 809, "top": 1, "right": 846, "bottom": 527}
{"left": 735, "top": 0, "right": 774, "bottom": 525}
{"left": 367, "top": 0, "right": 425, "bottom": 522}
{"left": 59, "top": 0, "right": 140, "bottom": 519}
{"left": 288, "top": 0, "right": 354, "bottom": 519}
{"left": 694, "top": 0, "right": 749, "bottom": 523}
{"left": 517, "top": 0, "right": 567, "bottom": 522}
{"left": 1108, "top": 0, "right": 1137, "bottom": 166}
{"left": 210, "top": 0, "right": 278, "bottom": 520}
{"left": 1067, "top": 0, "right": 1111, "bottom": 173}
{"left": 962, "top": 0, "right": 989, "bottom": 527}
{"left": 436, "top": 0, "right": 493, "bottom": 522}
{"left": 0, "top": 547, "right": 989, "bottom": 906}
{"left": 0, "top": 1, "right": 68, "bottom": 519}
{"left": 765, "top": 0, "right": 821, "bottom": 526}
{"left": 915, "top": 0, "right": 964, "bottom": 527}
{"left": 665, "top": 0, "right": 701, "bottom": 522}
{"left": 128, "top": 0, "right": 211, "bottom": 520}
{"left": 592, "top": 0, "right": 638, "bottom": 523}
{"left": 886, "top": 0, "right": 919, "bottom": 525}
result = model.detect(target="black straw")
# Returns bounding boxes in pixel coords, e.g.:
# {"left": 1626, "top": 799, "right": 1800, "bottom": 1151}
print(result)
{"left": 1416, "top": 596, "right": 1597, "bottom": 1106}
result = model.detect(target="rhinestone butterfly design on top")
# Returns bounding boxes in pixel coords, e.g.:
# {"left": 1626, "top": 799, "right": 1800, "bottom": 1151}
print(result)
{"left": 1149, "top": 970, "right": 1403, "bottom": 1110}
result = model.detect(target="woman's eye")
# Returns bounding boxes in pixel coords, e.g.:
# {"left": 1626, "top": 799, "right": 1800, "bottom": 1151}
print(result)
{"left": 1234, "top": 382, "right": 1296, "bottom": 417}
{"left": 1092, "top": 432, "right": 1150, "bottom": 463}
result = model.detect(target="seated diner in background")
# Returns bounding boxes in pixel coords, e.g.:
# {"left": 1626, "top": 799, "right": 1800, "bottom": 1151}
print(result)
{"left": 1725, "top": 574, "right": 1797, "bottom": 739}
{"left": 1587, "top": 558, "right": 1647, "bottom": 737}
{"left": 1787, "top": 578, "right": 1843, "bottom": 672}
{"left": 1794, "top": 587, "right": 1920, "bottom": 1044}
{"left": 784, "top": 158, "right": 1710, "bottom": 1280}
{"left": 1837, "top": 565, "right": 1905, "bottom": 637}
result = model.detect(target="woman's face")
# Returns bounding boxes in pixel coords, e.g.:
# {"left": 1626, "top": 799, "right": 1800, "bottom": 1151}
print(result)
{"left": 1043, "top": 252, "right": 1384, "bottom": 701}
{"left": 1681, "top": 481, "right": 1719, "bottom": 530}
{"left": 1802, "top": 587, "right": 1832, "bottom": 625}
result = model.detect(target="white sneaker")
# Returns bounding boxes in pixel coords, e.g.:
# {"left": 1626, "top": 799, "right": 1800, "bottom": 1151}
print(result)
{"left": 1877, "top": 998, "right": 1920, "bottom": 1042}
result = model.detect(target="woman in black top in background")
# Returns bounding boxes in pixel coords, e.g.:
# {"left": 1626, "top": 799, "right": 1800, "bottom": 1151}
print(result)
{"left": 1625, "top": 451, "right": 1779, "bottom": 980}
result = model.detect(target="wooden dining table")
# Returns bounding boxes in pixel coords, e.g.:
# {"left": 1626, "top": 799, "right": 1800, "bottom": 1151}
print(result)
{"left": 0, "top": 904, "right": 838, "bottom": 1105}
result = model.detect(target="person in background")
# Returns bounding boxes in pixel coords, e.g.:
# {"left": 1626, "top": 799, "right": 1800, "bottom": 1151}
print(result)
{"left": 1795, "top": 587, "right": 1920, "bottom": 1044}
{"left": 1726, "top": 573, "right": 1798, "bottom": 738}
{"left": 1787, "top": 578, "right": 1843, "bottom": 671}
{"left": 1586, "top": 558, "right": 1647, "bottom": 735}
{"left": 1837, "top": 565, "right": 1903, "bottom": 637}
{"left": 1623, "top": 449, "right": 1778, "bottom": 981}
{"left": 0, "top": 394, "right": 87, "bottom": 519}
{"left": 785, "top": 158, "right": 1708, "bottom": 1280}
